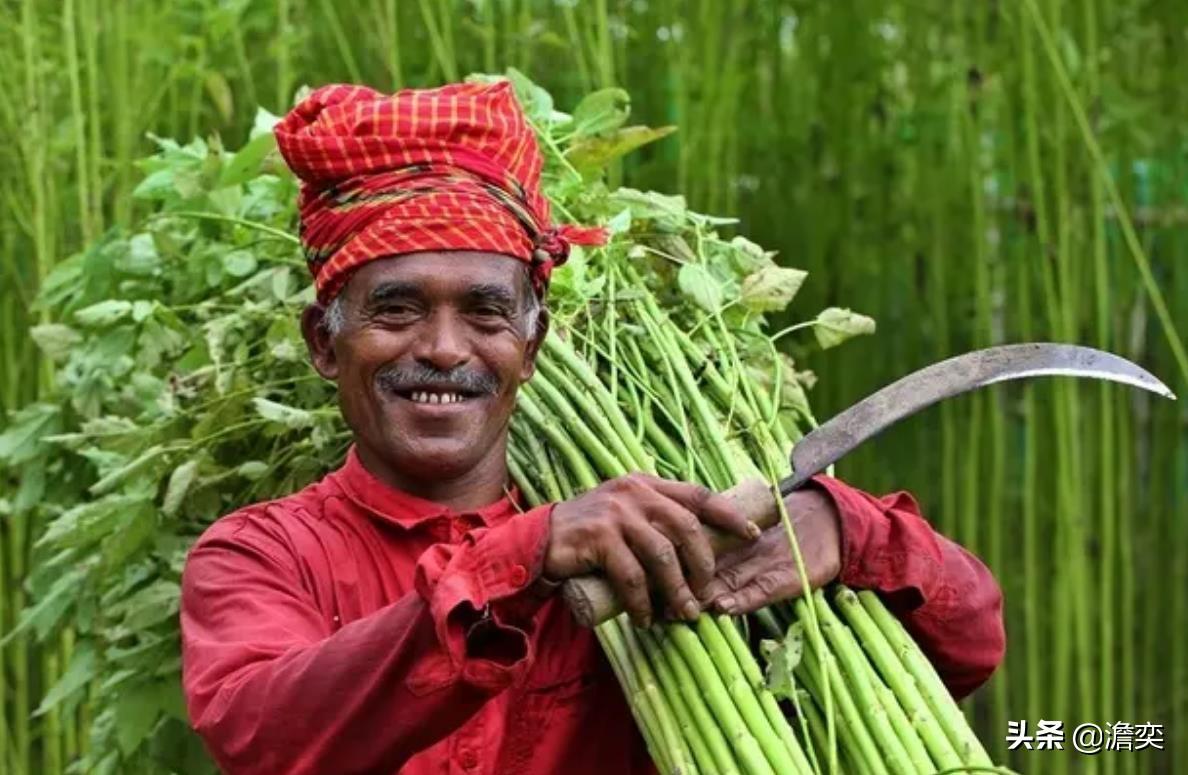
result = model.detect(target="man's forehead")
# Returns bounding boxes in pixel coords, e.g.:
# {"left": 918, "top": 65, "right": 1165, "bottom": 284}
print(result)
{"left": 344, "top": 251, "right": 528, "bottom": 300}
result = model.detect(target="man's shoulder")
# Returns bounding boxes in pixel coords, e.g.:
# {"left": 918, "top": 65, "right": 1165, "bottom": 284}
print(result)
{"left": 189, "top": 465, "right": 348, "bottom": 558}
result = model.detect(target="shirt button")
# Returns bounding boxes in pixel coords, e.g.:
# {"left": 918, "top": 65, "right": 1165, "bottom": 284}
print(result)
{"left": 509, "top": 564, "right": 529, "bottom": 587}
{"left": 459, "top": 749, "right": 479, "bottom": 769}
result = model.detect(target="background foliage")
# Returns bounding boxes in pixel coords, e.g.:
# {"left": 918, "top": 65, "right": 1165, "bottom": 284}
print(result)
{"left": 0, "top": 1, "right": 1185, "bottom": 773}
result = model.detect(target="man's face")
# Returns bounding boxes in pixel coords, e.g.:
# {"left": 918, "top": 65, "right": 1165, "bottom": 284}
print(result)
{"left": 302, "top": 251, "right": 545, "bottom": 488}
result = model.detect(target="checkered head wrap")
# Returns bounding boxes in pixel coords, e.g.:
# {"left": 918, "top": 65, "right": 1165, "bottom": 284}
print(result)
{"left": 274, "top": 80, "right": 607, "bottom": 304}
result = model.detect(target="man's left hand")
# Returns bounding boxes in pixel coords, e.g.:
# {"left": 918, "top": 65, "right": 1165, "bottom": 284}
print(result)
{"left": 699, "top": 488, "right": 843, "bottom": 615}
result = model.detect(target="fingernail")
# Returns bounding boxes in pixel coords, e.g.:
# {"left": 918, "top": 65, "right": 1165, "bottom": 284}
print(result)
{"left": 716, "top": 595, "right": 736, "bottom": 612}
{"left": 682, "top": 600, "right": 700, "bottom": 621}
{"left": 746, "top": 522, "right": 761, "bottom": 539}
{"left": 698, "top": 584, "right": 721, "bottom": 604}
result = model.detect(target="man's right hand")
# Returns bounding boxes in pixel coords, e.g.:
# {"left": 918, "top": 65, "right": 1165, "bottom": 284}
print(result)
{"left": 543, "top": 474, "right": 760, "bottom": 627}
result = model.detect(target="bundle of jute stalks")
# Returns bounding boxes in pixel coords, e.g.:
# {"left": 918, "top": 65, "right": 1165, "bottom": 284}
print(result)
{"left": 507, "top": 272, "right": 1002, "bottom": 773}
{"left": 506, "top": 70, "right": 1007, "bottom": 772}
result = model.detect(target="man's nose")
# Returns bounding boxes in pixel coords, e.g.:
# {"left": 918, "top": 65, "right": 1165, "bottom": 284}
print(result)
{"left": 412, "top": 311, "right": 470, "bottom": 371}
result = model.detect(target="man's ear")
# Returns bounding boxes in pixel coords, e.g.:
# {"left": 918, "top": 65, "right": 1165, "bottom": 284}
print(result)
{"left": 519, "top": 306, "right": 550, "bottom": 383}
{"left": 300, "top": 304, "right": 340, "bottom": 381}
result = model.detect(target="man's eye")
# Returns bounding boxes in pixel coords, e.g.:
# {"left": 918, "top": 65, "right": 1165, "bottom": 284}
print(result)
{"left": 376, "top": 305, "right": 420, "bottom": 319}
{"left": 473, "top": 306, "right": 509, "bottom": 318}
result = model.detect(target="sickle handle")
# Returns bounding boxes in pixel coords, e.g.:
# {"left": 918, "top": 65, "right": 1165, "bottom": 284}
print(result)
{"left": 560, "top": 477, "right": 781, "bottom": 628}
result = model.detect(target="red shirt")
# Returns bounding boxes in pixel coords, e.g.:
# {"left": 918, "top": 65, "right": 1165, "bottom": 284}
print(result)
{"left": 181, "top": 447, "right": 1004, "bottom": 775}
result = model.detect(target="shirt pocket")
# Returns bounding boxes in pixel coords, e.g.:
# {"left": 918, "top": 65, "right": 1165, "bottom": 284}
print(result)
{"left": 497, "top": 606, "right": 604, "bottom": 768}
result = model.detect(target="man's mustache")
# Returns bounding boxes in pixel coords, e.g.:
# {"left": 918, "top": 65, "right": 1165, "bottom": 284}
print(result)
{"left": 374, "top": 363, "right": 501, "bottom": 396}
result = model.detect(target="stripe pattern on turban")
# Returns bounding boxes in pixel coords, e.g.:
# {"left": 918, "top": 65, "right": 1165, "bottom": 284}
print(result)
{"left": 274, "top": 80, "right": 607, "bottom": 304}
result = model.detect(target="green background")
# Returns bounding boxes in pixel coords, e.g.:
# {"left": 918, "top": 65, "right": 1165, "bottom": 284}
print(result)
{"left": 1, "top": 1, "right": 1185, "bottom": 772}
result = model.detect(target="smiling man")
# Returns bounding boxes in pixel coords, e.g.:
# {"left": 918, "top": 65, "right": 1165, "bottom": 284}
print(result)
{"left": 180, "top": 81, "right": 1005, "bottom": 775}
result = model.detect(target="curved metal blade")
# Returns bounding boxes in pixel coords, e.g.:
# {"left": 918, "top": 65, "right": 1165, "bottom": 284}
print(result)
{"left": 781, "top": 343, "right": 1175, "bottom": 494}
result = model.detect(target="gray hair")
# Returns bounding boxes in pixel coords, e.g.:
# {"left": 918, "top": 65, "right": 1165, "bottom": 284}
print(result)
{"left": 322, "top": 293, "right": 348, "bottom": 336}
{"left": 320, "top": 275, "right": 543, "bottom": 339}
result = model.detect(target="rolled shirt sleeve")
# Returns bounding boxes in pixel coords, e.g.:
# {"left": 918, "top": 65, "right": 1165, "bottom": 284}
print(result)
{"left": 809, "top": 475, "right": 1006, "bottom": 700}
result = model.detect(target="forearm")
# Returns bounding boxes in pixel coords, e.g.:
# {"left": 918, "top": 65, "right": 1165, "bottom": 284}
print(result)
{"left": 810, "top": 475, "right": 1006, "bottom": 700}
{"left": 184, "top": 595, "right": 519, "bottom": 774}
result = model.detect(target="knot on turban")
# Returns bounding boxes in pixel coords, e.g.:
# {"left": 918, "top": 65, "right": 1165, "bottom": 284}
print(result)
{"left": 274, "top": 81, "right": 607, "bottom": 304}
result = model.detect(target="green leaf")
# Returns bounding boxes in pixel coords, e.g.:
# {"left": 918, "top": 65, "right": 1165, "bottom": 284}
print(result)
{"left": 250, "top": 106, "right": 282, "bottom": 139}
{"left": 606, "top": 207, "right": 632, "bottom": 235}
{"left": 271, "top": 266, "right": 293, "bottom": 300}
{"left": 236, "top": 460, "right": 269, "bottom": 480}
{"left": 729, "top": 235, "right": 777, "bottom": 274}
{"left": 37, "top": 495, "right": 146, "bottom": 550}
{"left": 219, "top": 130, "right": 278, "bottom": 188}
{"left": 36, "top": 642, "right": 96, "bottom": 716}
{"left": 119, "top": 233, "right": 161, "bottom": 276}
{"left": 89, "top": 444, "right": 168, "bottom": 495}
{"left": 131, "top": 300, "right": 156, "bottom": 323}
{"left": 161, "top": 459, "right": 199, "bottom": 517}
{"left": 132, "top": 168, "right": 176, "bottom": 200}
{"left": 118, "top": 581, "right": 181, "bottom": 631}
{"left": 223, "top": 250, "right": 258, "bottom": 277}
{"left": 813, "top": 307, "right": 876, "bottom": 349}
{"left": 101, "top": 506, "right": 157, "bottom": 569}
{"left": 571, "top": 88, "right": 631, "bottom": 137}
{"left": 204, "top": 71, "right": 234, "bottom": 124}
{"left": 741, "top": 266, "right": 808, "bottom": 313}
{"left": 502, "top": 68, "right": 555, "bottom": 123}
{"left": 74, "top": 300, "right": 133, "bottom": 327}
{"left": 566, "top": 125, "right": 677, "bottom": 175}
{"left": 677, "top": 264, "right": 724, "bottom": 312}
{"left": 609, "top": 188, "right": 688, "bottom": 231}
{"left": 115, "top": 681, "right": 164, "bottom": 755}
{"left": 30, "top": 324, "right": 82, "bottom": 362}
{"left": 3, "top": 566, "right": 85, "bottom": 644}
{"left": 252, "top": 397, "right": 314, "bottom": 429}
{"left": 0, "top": 403, "right": 60, "bottom": 465}
{"left": 760, "top": 621, "right": 804, "bottom": 701}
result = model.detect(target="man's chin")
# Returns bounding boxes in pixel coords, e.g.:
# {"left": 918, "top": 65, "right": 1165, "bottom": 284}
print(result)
{"left": 382, "top": 438, "right": 487, "bottom": 479}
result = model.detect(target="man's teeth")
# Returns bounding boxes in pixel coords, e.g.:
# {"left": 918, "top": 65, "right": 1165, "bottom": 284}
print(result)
{"left": 408, "top": 391, "right": 466, "bottom": 404}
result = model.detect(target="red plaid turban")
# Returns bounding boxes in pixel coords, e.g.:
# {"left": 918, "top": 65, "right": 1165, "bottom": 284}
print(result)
{"left": 274, "top": 81, "right": 607, "bottom": 304}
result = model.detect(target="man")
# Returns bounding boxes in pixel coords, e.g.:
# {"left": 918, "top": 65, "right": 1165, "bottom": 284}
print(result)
{"left": 181, "top": 81, "right": 1004, "bottom": 775}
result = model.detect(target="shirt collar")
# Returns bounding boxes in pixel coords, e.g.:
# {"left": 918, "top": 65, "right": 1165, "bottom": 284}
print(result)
{"left": 330, "top": 445, "right": 525, "bottom": 529}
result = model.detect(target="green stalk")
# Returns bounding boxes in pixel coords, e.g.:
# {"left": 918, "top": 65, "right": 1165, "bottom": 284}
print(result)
{"left": 0, "top": 494, "right": 7, "bottom": 770}
{"left": 799, "top": 686, "right": 862, "bottom": 775}
{"left": 648, "top": 627, "right": 741, "bottom": 774}
{"left": 834, "top": 588, "right": 963, "bottom": 769}
{"left": 636, "top": 304, "right": 736, "bottom": 487}
{"left": 416, "top": 0, "right": 459, "bottom": 83}
{"left": 506, "top": 450, "right": 544, "bottom": 507}
{"left": 693, "top": 616, "right": 800, "bottom": 773}
{"left": 542, "top": 334, "right": 653, "bottom": 468}
{"left": 618, "top": 621, "right": 698, "bottom": 774}
{"left": 1022, "top": 0, "right": 1188, "bottom": 385}
{"left": 596, "top": 623, "right": 673, "bottom": 774}
{"left": 276, "top": 0, "right": 292, "bottom": 107}
{"left": 536, "top": 356, "right": 645, "bottom": 471}
{"left": 509, "top": 422, "right": 563, "bottom": 503}
{"left": 514, "top": 390, "right": 600, "bottom": 490}
{"left": 795, "top": 616, "right": 887, "bottom": 775}
{"left": 858, "top": 591, "right": 992, "bottom": 766}
{"left": 520, "top": 380, "right": 626, "bottom": 479}
{"left": 608, "top": 622, "right": 684, "bottom": 774}
{"left": 317, "top": 0, "right": 363, "bottom": 82}
{"left": 715, "top": 615, "right": 814, "bottom": 772}
{"left": 637, "top": 628, "right": 719, "bottom": 774}
{"left": 62, "top": 0, "right": 93, "bottom": 243}
{"left": 813, "top": 593, "right": 926, "bottom": 773}
{"left": 667, "top": 623, "right": 775, "bottom": 775}
{"left": 805, "top": 594, "right": 912, "bottom": 773}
